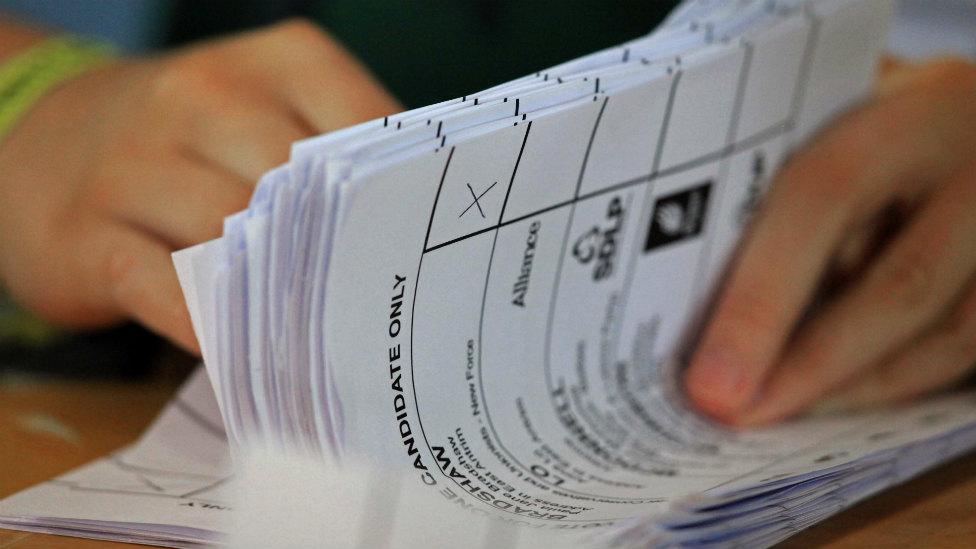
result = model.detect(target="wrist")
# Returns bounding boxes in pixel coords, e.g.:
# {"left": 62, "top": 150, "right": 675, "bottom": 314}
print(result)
{"left": 0, "top": 36, "right": 115, "bottom": 143}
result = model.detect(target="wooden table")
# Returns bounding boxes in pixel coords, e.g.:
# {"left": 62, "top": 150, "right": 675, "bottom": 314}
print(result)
{"left": 1, "top": 380, "right": 974, "bottom": 548}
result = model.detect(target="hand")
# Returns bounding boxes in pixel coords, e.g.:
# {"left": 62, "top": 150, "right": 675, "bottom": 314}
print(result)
{"left": 683, "top": 56, "right": 976, "bottom": 425}
{"left": 0, "top": 20, "right": 400, "bottom": 352}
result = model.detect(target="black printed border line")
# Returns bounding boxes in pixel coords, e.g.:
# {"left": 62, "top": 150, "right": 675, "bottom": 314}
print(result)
{"left": 410, "top": 11, "right": 826, "bottom": 505}
{"left": 172, "top": 397, "right": 226, "bottom": 441}
{"left": 47, "top": 477, "right": 232, "bottom": 505}
{"left": 422, "top": 114, "right": 788, "bottom": 256}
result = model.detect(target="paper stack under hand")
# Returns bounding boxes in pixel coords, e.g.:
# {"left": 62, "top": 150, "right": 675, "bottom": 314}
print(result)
{"left": 3, "top": 1, "right": 976, "bottom": 547}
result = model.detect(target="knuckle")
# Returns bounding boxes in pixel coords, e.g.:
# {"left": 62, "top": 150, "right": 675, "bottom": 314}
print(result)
{"left": 874, "top": 249, "right": 939, "bottom": 313}
{"left": 86, "top": 175, "right": 121, "bottom": 209}
{"left": 148, "top": 60, "right": 185, "bottom": 99}
{"left": 271, "top": 17, "right": 331, "bottom": 46}
{"left": 152, "top": 56, "right": 233, "bottom": 107}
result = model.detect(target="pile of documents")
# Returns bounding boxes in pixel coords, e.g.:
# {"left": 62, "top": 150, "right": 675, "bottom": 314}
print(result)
{"left": 4, "top": 0, "right": 976, "bottom": 547}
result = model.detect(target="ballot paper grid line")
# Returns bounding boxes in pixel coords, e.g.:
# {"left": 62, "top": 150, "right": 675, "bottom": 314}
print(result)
{"left": 421, "top": 101, "right": 633, "bottom": 514}
{"left": 607, "top": 43, "right": 793, "bottom": 462}
{"left": 473, "top": 125, "right": 535, "bottom": 546}
{"left": 30, "top": 396, "right": 233, "bottom": 505}
{"left": 407, "top": 104, "right": 797, "bottom": 517}
{"left": 667, "top": 11, "right": 899, "bottom": 492}
{"left": 604, "top": 52, "right": 744, "bottom": 461}
{"left": 420, "top": 118, "right": 790, "bottom": 257}
{"left": 543, "top": 67, "right": 719, "bottom": 503}
{"left": 561, "top": 10, "right": 819, "bottom": 480}
{"left": 46, "top": 478, "right": 230, "bottom": 507}
{"left": 109, "top": 456, "right": 217, "bottom": 480}
{"left": 172, "top": 397, "right": 228, "bottom": 442}
{"left": 578, "top": 7, "right": 932, "bottom": 500}
{"left": 407, "top": 9, "right": 837, "bottom": 515}
{"left": 686, "top": 42, "right": 753, "bottom": 306}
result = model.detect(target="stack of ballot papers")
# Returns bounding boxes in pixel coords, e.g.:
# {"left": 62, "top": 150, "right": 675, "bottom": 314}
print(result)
{"left": 4, "top": 0, "right": 976, "bottom": 547}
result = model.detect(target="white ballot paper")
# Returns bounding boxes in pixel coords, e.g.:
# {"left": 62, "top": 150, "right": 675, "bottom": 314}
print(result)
{"left": 3, "top": 0, "right": 976, "bottom": 547}
{"left": 0, "top": 369, "right": 233, "bottom": 548}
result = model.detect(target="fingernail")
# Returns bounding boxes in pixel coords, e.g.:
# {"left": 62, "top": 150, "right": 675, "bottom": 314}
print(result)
{"left": 684, "top": 349, "right": 753, "bottom": 416}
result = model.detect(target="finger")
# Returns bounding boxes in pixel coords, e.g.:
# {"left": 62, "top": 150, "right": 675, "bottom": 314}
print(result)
{"left": 185, "top": 99, "right": 311, "bottom": 181}
{"left": 824, "top": 203, "right": 909, "bottom": 295}
{"left": 816, "top": 278, "right": 976, "bottom": 411}
{"left": 103, "top": 223, "right": 200, "bottom": 353}
{"left": 57, "top": 217, "right": 199, "bottom": 352}
{"left": 241, "top": 19, "right": 401, "bottom": 131}
{"left": 741, "top": 165, "right": 976, "bottom": 425}
{"left": 683, "top": 60, "right": 976, "bottom": 421}
{"left": 100, "top": 155, "right": 251, "bottom": 248}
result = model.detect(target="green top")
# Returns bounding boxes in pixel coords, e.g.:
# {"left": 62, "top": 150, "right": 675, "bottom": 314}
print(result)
{"left": 167, "top": 0, "right": 675, "bottom": 108}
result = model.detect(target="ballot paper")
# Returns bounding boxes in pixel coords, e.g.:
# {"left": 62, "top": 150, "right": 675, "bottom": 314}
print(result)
{"left": 3, "top": 0, "right": 976, "bottom": 547}
{"left": 0, "top": 369, "right": 233, "bottom": 548}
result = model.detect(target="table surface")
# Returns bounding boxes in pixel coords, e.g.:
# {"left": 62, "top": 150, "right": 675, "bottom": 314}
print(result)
{"left": 0, "top": 380, "right": 974, "bottom": 549}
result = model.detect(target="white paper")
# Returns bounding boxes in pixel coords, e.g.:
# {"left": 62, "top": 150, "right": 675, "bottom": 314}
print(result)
{"left": 0, "top": 369, "right": 233, "bottom": 548}
{"left": 4, "top": 2, "right": 975, "bottom": 548}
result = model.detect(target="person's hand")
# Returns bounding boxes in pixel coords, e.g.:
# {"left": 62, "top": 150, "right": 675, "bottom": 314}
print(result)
{"left": 683, "top": 56, "right": 976, "bottom": 425}
{"left": 0, "top": 20, "right": 400, "bottom": 352}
